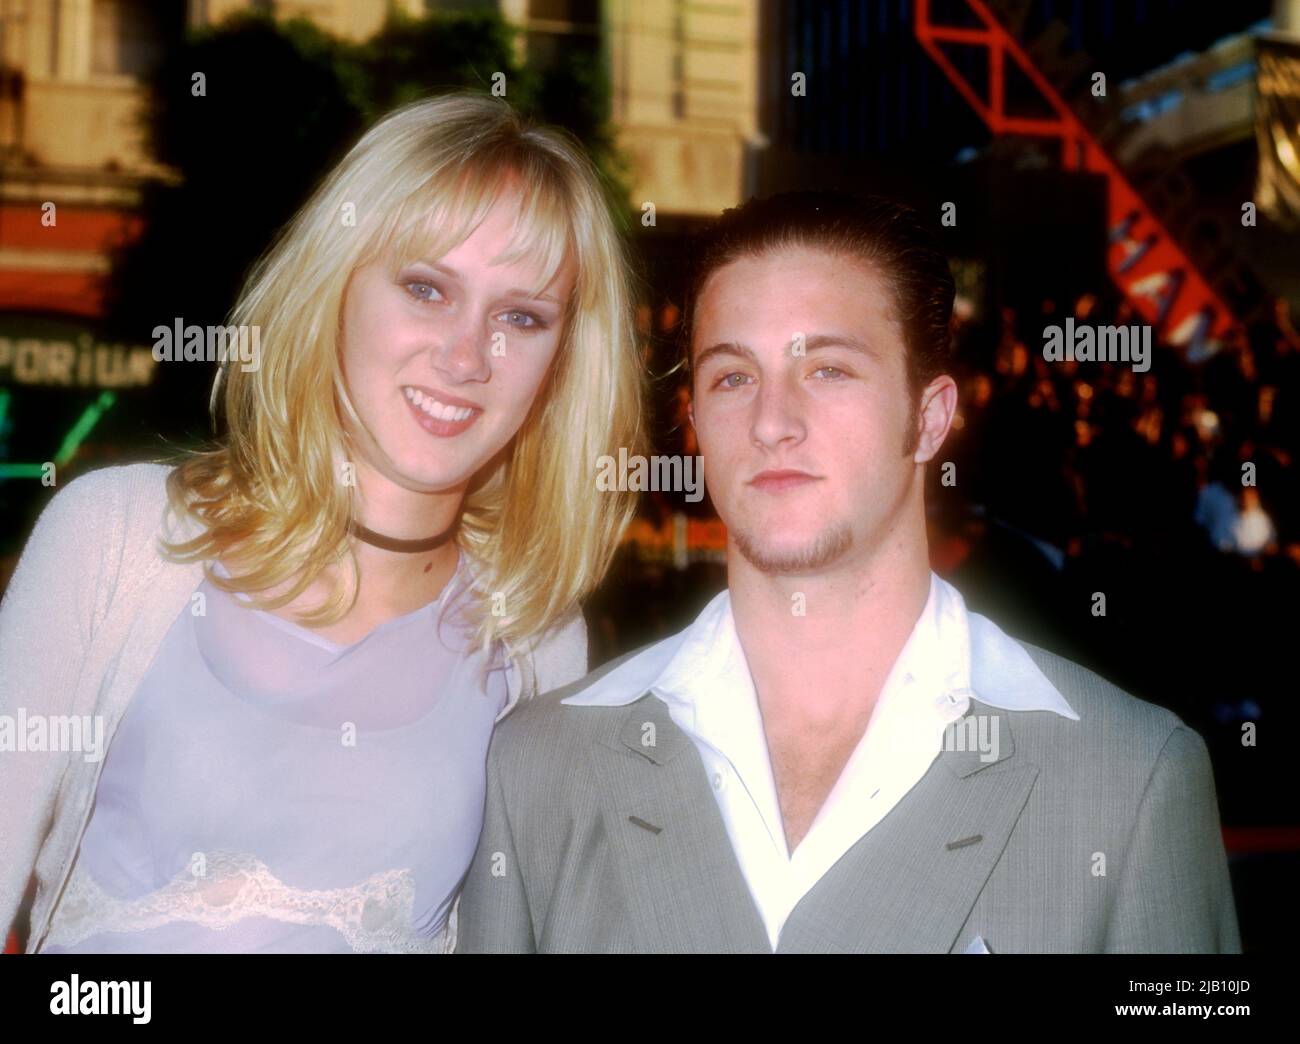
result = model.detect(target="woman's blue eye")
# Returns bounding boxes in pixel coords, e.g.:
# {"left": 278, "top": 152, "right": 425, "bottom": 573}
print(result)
{"left": 404, "top": 282, "right": 547, "bottom": 331}
{"left": 500, "top": 309, "right": 545, "bottom": 330}
{"left": 405, "top": 281, "right": 442, "bottom": 302}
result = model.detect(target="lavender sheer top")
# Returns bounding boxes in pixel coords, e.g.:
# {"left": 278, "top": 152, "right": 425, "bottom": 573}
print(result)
{"left": 41, "top": 549, "right": 509, "bottom": 953}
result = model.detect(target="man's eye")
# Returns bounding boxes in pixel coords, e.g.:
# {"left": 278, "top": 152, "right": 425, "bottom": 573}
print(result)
{"left": 813, "top": 366, "right": 846, "bottom": 379}
{"left": 712, "top": 372, "right": 752, "bottom": 389}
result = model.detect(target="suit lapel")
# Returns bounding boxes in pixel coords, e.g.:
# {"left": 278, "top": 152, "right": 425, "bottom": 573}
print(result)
{"left": 777, "top": 701, "right": 1039, "bottom": 953}
{"left": 585, "top": 696, "right": 1040, "bottom": 953}
{"left": 588, "top": 694, "right": 771, "bottom": 953}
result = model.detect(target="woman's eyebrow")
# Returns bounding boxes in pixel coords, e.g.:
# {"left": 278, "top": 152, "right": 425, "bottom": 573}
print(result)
{"left": 420, "top": 261, "right": 562, "bottom": 303}
{"left": 508, "top": 288, "right": 563, "bottom": 304}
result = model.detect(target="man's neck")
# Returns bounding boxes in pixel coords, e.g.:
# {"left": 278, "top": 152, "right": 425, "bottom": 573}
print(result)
{"left": 726, "top": 524, "right": 933, "bottom": 855}
{"left": 727, "top": 530, "right": 932, "bottom": 725}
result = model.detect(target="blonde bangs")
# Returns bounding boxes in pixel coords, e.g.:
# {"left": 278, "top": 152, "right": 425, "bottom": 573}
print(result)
{"left": 377, "top": 144, "right": 577, "bottom": 308}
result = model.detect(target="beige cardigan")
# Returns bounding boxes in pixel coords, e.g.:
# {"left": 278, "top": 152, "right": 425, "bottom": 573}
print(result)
{"left": 0, "top": 462, "right": 587, "bottom": 952}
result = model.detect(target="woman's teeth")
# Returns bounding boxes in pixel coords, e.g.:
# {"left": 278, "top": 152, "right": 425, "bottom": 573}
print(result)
{"left": 404, "top": 387, "right": 475, "bottom": 422}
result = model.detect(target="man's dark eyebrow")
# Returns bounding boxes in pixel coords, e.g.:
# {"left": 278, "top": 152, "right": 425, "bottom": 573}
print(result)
{"left": 694, "top": 334, "right": 879, "bottom": 370}
{"left": 422, "top": 261, "right": 562, "bottom": 304}
{"left": 802, "top": 333, "right": 881, "bottom": 360}
{"left": 694, "top": 341, "right": 759, "bottom": 371}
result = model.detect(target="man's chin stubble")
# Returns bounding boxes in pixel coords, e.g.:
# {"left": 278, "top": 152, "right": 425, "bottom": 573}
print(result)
{"left": 731, "top": 522, "right": 854, "bottom": 576}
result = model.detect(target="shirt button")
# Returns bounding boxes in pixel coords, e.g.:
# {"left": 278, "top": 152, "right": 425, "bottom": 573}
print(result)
{"left": 711, "top": 771, "right": 724, "bottom": 790}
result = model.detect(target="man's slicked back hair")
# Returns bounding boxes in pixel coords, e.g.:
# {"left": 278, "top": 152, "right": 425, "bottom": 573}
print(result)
{"left": 681, "top": 190, "right": 957, "bottom": 411}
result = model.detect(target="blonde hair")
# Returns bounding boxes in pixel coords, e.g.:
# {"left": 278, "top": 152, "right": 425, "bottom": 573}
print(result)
{"left": 161, "top": 90, "right": 646, "bottom": 691}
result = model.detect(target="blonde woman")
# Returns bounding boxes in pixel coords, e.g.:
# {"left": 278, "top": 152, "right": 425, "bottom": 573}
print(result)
{"left": 0, "top": 90, "right": 644, "bottom": 953}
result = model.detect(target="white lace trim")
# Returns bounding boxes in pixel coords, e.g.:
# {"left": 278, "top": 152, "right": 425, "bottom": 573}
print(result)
{"left": 43, "top": 852, "right": 453, "bottom": 954}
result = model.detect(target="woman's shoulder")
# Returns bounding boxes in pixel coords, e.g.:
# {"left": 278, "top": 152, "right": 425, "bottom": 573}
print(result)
{"left": 5, "top": 462, "right": 186, "bottom": 646}
{"left": 29, "top": 461, "right": 189, "bottom": 576}
{"left": 45, "top": 460, "right": 177, "bottom": 531}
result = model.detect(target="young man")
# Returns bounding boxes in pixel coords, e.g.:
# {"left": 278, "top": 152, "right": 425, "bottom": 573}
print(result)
{"left": 456, "top": 191, "right": 1241, "bottom": 953}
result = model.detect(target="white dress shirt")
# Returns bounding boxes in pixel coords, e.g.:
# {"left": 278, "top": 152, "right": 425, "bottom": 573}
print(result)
{"left": 562, "top": 571, "right": 1080, "bottom": 950}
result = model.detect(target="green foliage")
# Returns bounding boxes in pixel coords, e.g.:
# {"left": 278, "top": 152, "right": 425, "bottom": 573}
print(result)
{"left": 357, "top": 9, "right": 534, "bottom": 115}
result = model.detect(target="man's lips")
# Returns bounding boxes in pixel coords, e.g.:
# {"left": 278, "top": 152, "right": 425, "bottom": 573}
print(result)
{"left": 402, "top": 385, "right": 482, "bottom": 437}
{"left": 747, "top": 469, "right": 820, "bottom": 492}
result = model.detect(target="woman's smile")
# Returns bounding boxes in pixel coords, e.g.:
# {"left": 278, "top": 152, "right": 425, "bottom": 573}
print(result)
{"left": 401, "top": 385, "right": 483, "bottom": 437}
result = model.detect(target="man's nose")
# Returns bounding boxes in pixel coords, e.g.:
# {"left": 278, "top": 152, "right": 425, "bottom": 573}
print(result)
{"left": 749, "top": 377, "right": 806, "bottom": 449}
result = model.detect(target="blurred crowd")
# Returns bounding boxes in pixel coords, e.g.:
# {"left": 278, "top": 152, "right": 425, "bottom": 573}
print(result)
{"left": 931, "top": 291, "right": 1297, "bottom": 829}
{"left": 943, "top": 293, "right": 1300, "bottom": 572}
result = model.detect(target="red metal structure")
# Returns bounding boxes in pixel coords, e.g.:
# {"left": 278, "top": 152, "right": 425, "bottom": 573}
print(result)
{"left": 915, "top": 0, "right": 1240, "bottom": 351}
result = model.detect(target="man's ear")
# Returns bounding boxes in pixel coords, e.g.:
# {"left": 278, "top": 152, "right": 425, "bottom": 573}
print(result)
{"left": 914, "top": 375, "right": 959, "bottom": 463}
{"left": 687, "top": 398, "right": 696, "bottom": 431}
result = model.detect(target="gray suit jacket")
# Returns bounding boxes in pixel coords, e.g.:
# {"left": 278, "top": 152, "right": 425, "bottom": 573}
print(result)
{"left": 457, "top": 638, "right": 1241, "bottom": 953}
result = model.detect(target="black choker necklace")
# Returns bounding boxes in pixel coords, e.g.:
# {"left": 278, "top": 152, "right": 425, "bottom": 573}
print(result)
{"left": 348, "top": 519, "right": 456, "bottom": 554}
